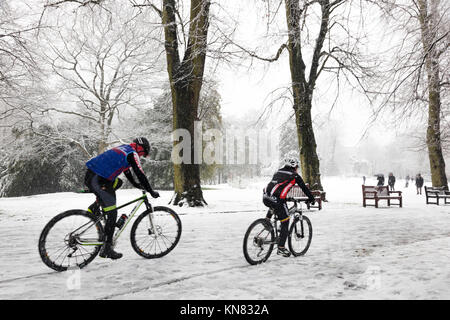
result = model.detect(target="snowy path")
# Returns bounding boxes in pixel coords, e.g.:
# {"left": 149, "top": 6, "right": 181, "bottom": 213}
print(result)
{"left": 0, "top": 177, "right": 449, "bottom": 300}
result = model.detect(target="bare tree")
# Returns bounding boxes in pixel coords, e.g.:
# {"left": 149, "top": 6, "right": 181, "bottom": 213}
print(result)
{"left": 125, "top": 0, "right": 213, "bottom": 206}
{"left": 38, "top": 2, "right": 163, "bottom": 155}
{"left": 43, "top": 0, "right": 237, "bottom": 206}
{"left": 277, "top": 0, "right": 375, "bottom": 190}
{"left": 0, "top": 2, "right": 37, "bottom": 88}
{"left": 226, "top": 1, "right": 376, "bottom": 190}
{"left": 0, "top": 1, "right": 40, "bottom": 130}
{"left": 159, "top": 0, "right": 210, "bottom": 206}
{"left": 373, "top": 0, "right": 449, "bottom": 188}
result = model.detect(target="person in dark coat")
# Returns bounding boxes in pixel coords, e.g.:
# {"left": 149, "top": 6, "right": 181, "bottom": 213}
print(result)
{"left": 415, "top": 173, "right": 424, "bottom": 195}
{"left": 376, "top": 174, "right": 385, "bottom": 186}
{"left": 388, "top": 172, "right": 396, "bottom": 191}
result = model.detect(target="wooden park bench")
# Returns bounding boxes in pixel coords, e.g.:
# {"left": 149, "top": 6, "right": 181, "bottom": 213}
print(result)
{"left": 424, "top": 186, "right": 450, "bottom": 205}
{"left": 362, "top": 185, "right": 402, "bottom": 208}
{"left": 287, "top": 184, "right": 324, "bottom": 210}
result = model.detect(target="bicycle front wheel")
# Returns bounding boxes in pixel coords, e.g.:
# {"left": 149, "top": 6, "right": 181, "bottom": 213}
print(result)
{"left": 243, "top": 218, "right": 275, "bottom": 265}
{"left": 38, "top": 210, "right": 104, "bottom": 272}
{"left": 288, "top": 215, "right": 312, "bottom": 257}
{"left": 130, "top": 206, "right": 182, "bottom": 259}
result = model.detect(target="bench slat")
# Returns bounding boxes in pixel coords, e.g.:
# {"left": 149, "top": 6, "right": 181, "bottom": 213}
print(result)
{"left": 425, "top": 186, "right": 450, "bottom": 205}
{"left": 287, "top": 185, "right": 323, "bottom": 210}
{"left": 362, "top": 185, "right": 402, "bottom": 208}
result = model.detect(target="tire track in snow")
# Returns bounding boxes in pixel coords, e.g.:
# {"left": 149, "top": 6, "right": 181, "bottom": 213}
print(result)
{"left": 176, "top": 208, "right": 318, "bottom": 216}
{"left": 0, "top": 271, "right": 58, "bottom": 284}
{"left": 176, "top": 209, "right": 264, "bottom": 216}
{"left": 98, "top": 264, "right": 251, "bottom": 300}
{"left": 0, "top": 210, "right": 261, "bottom": 287}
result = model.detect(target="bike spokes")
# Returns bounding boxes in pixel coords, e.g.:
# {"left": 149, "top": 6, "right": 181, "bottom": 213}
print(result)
{"left": 288, "top": 216, "right": 312, "bottom": 257}
{"left": 243, "top": 219, "right": 275, "bottom": 265}
{"left": 39, "top": 210, "right": 104, "bottom": 271}
{"left": 130, "top": 207, "right": 182, "bottom": 259}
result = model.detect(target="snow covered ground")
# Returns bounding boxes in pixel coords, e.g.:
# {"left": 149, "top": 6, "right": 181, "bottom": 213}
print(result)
{"left": 0, "top": 176, "right": 449, "bottom": 300}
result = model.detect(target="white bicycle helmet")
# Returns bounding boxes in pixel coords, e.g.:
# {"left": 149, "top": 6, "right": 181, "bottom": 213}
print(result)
{"left": 283, "top": 156, "right": 300, "bottom": 168}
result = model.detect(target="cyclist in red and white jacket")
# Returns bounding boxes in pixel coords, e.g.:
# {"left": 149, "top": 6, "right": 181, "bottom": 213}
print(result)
{"left": 263, "top": 157, "right": 315, "bottom": 257}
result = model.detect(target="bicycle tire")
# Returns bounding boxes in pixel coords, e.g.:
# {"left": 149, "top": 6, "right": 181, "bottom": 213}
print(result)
{"left": 130, "top": 206, "right": 182, "bottom": 259}
{"left": 243, "top": 218, "right": 275, "bottom": 265}
{"left": 38, "top": 210, "right": 104, "bottom": 272}
{"left": 288, "top": 215, "right": 312, "bottom": 257}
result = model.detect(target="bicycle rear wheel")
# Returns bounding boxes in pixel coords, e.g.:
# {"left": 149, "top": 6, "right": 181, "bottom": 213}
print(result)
{"left": 243, "top": 218, "right": 275, "bottom": 265}
{"left": 130, "top": 206, "right": 182, "bottom": 259}
{"left": 38, "top": 210, "right": 104, "bottom": 272}
{"left": 288, "top": 215, "right": 312, "bottom": 257}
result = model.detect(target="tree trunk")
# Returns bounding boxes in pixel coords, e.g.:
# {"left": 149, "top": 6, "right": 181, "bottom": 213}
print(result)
{"left": 163, "top": 0, "right": 209, "bottom": 206}
{"left": 285, "top": 0, "right": 324, "bottom": 190}
{"left": 426, "top": 88, "right": 447, "bottom": 188}
{"left": 418, "top": 0, "right": 448, "bottom": 189}
{"left": 294, "top": 97, "right": 323, "bottom": 190}
{"left": 171, "top": 79, "right": 207, "bottom": 206}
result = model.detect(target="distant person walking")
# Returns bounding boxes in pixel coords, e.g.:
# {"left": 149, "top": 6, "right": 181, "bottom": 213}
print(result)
{"left": 415, "top": 173, "right": 424, "bottom": 195}
{"left": 388, "top": 172, "right": 396, "bottom": 191}
{"left": 405, "top": 175, "right": 410, "bottom": 188}
{"left": 376, "top": 174, "right": 385, "bottom": 186}
{"left": 363, "top": 176, "right": 366, "bottom": 185}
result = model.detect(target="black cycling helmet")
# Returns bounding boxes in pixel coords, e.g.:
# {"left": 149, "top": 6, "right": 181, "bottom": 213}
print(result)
{"left": 133, "top": 137, "right": 150, "bottom": 157}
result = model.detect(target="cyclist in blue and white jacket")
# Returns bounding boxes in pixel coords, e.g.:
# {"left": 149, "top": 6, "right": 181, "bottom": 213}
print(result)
{"left": 263, "top": 157, "right": 315, "bottom": 257}
{"left": 84, "top": 137, "right": 159, "bottom": 260}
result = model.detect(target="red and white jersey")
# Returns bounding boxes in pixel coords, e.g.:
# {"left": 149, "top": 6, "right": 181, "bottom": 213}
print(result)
{"left": 265, "top": 167, "right": 313, "bottom": 200}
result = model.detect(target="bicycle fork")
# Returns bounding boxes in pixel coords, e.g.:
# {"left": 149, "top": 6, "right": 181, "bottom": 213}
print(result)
{"left": 145, "top": 202, "right": 159, "bottom": 238}
{"left": 292, "top": 215, "right": 305, "bottom": 239}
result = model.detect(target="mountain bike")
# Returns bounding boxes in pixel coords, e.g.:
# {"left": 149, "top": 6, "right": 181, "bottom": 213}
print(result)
{"left": 38, "top": 190, "right": 182, "bottom": 272}
{"left": 243, "top": 197, "right": 313, "bottom": 265}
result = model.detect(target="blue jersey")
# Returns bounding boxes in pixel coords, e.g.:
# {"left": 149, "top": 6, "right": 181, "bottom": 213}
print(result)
{"left": 86, "top": 144, "right": 136, "bottom": 181}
